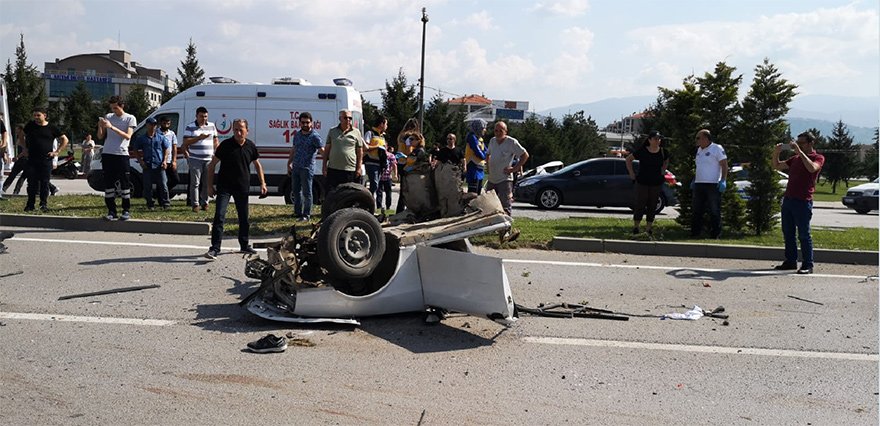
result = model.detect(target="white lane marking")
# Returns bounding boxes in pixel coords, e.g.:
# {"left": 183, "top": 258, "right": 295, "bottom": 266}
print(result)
{"left": 9, "top": 237, "right": 870, "bottom": 280}
{"left": 523, "top": 336, "right": 879, "bottom": 362}
{"left": 9, "top": 237, "right": 263, "bottom": 252}
{"left": 502, "top": 258, "right": 869, "bottom": 280}
{"left": 0, "top": 312, "right": 176, "bottom": 326}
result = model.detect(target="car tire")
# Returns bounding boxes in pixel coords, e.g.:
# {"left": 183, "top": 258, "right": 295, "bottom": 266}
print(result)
{"left": 321, "top": 183, "right": 375, "bottom": 220}
{"left": 318, "top": 208, "right": 386, "bottom": 280}
{"left": 855, "top": 208, "right": 870, "bottom": 214}
{"left": 62, "top": 167, "right": 78, "bottom": 180}
{"left": 653, "top": 193, "right": 668, "bottom": 215}
{"left": 537, "top": 187, "right": 561, "bottom": 210}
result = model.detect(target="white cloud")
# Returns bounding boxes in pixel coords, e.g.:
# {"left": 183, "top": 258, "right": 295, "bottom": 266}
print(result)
{"left": 462, "top": 10, "right": 496, "bottom": 31}
{"left": 531, "top": 0, "right": 590, "bottom": 17}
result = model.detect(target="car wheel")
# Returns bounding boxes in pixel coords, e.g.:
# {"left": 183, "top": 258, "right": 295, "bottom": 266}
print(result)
{"left": 855, "top": 208, "right": 870, "bottom": 214}
{"left": 62, "top": 166, "right": 78, "bottom": 180}
{"left": 321, "top": 183, "right": 376, "bottom": 220}
{"left": 537, "top": 188, "right": 561, "bottom": 209}
{"left": 653, "top": 193, "right": 668, "bottom": 215}
{"left": 318, "top": 208, "right": 386, "bottom": 280}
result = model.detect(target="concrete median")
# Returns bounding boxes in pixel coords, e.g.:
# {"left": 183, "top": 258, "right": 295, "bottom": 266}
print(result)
{"left": 0, "top": 213, "right": 210, "bottom": 235}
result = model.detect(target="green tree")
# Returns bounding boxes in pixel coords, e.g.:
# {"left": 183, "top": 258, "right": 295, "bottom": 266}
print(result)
{"left": 124, "top": 85, "right": 152, "bottom": 122}
{"left": 64, "top": 81, "right": 102, "bottom": 142}
{"left": 696, "top": 62, "right": 746, "bottom": 235}
{"left": 423, "top": 93, "right": 465, "bottom": 149}
{"left": 380, "top": 69, "right": 419, "bottom": 144}
{"left": 736, "top": 59, "right": 797, "bottom": 235}
{"left": 361, "top": 97, "right": 380, "bottom": 133}
{"left": 648, "top": 76, "right": 702, "bottom": 229}
{"left": 556, "top": 111, "right": 605, "bottom": 162}
{"left": 175, "top": 38, "right": 205, "bottom": 93}
{"left": 3, "top": 33, "right": 47, "bottom": 129}
{"left": 821, "top": 120, "right": 856, "bottom": 193}
{"left": 860, "top": 129, "right": 879, "bottom": 180}
{"left": 507, "top": 115, "right": 562, "bottom": 168}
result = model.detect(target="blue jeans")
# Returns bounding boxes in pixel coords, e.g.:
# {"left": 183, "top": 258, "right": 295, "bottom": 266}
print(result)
{"left": 691, "top": 183, "right": 721, "bottom": 237}
{"left": 142, "top": 166, "right": 169, "bottom": 207}
{"left": 210, "top": 189, "right": 250, "bottom": 251}
{"left": 365, "top": 163, "right": 381, "bottom": 196}
{"left": 781, "top": 197, "right": 814, "bottom": 268}
{"left": 290, "top": 167, "right": 314, "bottom": 217}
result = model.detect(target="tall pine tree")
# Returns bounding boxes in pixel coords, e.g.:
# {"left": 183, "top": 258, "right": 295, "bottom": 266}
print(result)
{"left": 3, "top": 34, "right": 47, "bottom": 129}
{"left": 124, "top": 85, "right": 152, "bottom": 121}
{"left": 64, "top": 81, "right": 102, "bottom": 142}
{"left": 175, "top": 38, "right": 205, "bottom": 93}
{"left": 380, "top": 69, "right": 419, "bottom": 144}
{"left": 736, "top": 59, "right": 797, "bottom": 235}
{"left": 821, "top": 120, "right": 856, "bottom": 193}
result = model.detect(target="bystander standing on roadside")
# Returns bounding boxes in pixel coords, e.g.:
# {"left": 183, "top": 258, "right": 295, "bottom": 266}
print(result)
{"left": 158, "top": 116, "right": 180, "bottom": 194}
{"left": 486, "top": 121, "right": 529, "bottom": 216}
{"left": 436, "top": 133, "right": 465, "bottom": 170}
{"left": 464, "top": 119, "right": 488, "bottom": 194}
{"left": 323, "top": 109, "right": 364, "bottom": 193}
{"left": 286, "top": 112, "right": 324, "bottom": 221}
{"left": 626, "top": 130, "right": 669, "bottom": 236}
{"left": 21, "top": 107, "right": 68, "bottom": 212}
{"left": 395, "top": 118, "right": 422, "bottom": 212}
{"left": 691, "top": 129, "right": 728, "bottom": 238}
{"left": 204, "top": 119, "right": 266, "bottom": 259}
{"left": 3, "top": 125, "right": 28, "bottom": 195}
{"left": 81, "top": 134, "right": 95, "bottom": 175}
{"left": 0, "top": 114, "right": 8, "bottom": 200}
{"left": 96, "top": 96, "right": 137, "bottom": 221}
{"left": 363, "top": 115, "right": 389, "bottom": 203}
{"left": 772, "top": 131, "right": 825, "bottom": 275}
{"left": 182, "top": 107, "right": 219, "bottom": 212}
{"left": 133, "top": 117, "right": 171, "bottom": 209}
{"left": 376, "top": 145, "right": 397, "bottom": 214}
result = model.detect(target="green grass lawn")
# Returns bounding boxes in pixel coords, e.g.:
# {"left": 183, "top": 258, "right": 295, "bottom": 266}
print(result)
{"left": 1, "top": 194, "right": 876, "bottom": 251}
{"left": 812, "top": 179, "right": 870, "bottom": 202}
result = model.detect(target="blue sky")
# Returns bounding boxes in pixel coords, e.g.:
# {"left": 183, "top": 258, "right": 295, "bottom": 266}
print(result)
{"left": 1, "top": 0, "right": 877, "bottom": 112}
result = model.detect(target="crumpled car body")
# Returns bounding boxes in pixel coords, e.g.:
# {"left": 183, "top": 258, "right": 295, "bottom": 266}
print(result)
{"left": 242, "top": 173, "right": 517, "bottom": 326}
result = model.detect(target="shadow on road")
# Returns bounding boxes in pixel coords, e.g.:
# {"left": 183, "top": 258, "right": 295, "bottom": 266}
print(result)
{"left": 79, "top": 254, "right": 214, "bottom": 266}
{"left": 359, "top": 314, "right": 501, "bottom": 353}
{"left": 666, "top": 268, "right": 788, "bottom": 282}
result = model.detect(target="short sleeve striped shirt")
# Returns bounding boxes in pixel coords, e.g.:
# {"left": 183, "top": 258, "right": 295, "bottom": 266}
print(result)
{"left": 183, "top": 121, "right": 217, "bottom": 161}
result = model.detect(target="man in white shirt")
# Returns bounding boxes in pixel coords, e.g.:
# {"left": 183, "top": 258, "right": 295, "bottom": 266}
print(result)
{"left": 182, "top": 106, "right": 219, "bottom": 212}
{"left": 96, "top": 96, "right": 137, "bottom": 221}
{"left": 486, "top": 121, "right": 529, "bottom": 216}
{"left": 691, "top": 129, "right": 728, "bottom": 238}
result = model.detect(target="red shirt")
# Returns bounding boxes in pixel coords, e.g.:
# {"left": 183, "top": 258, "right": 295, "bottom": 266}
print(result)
{"left": 784, "top": 151, "right": 825, "bottom": 201}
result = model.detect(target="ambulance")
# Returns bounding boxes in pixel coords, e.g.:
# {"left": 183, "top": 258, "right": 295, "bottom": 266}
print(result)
{"left": 87, "top": 77, "right": 364, "bottom": 204}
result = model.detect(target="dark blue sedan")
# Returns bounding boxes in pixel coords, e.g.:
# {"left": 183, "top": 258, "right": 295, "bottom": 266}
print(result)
{"left": 513, "top": 157, "right": 679, "bottom": 214}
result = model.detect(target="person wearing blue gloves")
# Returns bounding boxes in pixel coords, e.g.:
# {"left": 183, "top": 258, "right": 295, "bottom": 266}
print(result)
{"left": 691, "top": 129, "right": 728, "bottom": 238}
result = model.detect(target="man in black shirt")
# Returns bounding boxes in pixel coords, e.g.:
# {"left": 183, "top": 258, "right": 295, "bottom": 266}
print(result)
{"left": 204, "top": 119, "right": 267, "bottom": 259}
{"left": 22, "top": 107, "right": 68, "bottom": 211}
{"left": 435, "top": 133, "right": 464, "bottom": 169}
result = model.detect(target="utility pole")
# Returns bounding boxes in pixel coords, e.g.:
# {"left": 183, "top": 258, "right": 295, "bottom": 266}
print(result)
{"left": 418, "top": 7, "right": 428, "bottom": 131}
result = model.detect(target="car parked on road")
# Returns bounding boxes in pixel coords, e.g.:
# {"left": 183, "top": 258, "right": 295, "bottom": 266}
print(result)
{"left": 513, "top": 157, "right": 678, "bottom": 214}
{"left": 731, "top": 165, "right": 788, "bottom": 200}
{"left": 842, "top": 178, "right": 879, "bottom": 214}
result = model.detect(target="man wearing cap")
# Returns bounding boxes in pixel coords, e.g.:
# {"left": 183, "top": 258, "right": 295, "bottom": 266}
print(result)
{"left": 691, "top": 128, "right": 728, "bottom": 238}
{"left": 133, "top": 117, "right": 171, "bottom": 209}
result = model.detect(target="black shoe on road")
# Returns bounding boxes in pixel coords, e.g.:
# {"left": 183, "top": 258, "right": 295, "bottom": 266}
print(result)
{"left": 796, "top": 267, "right": 814, "bottom": 275}
{"left": 773, "top": 262, "right": 798, "bottom": 271}
{"left": 247, "top": 334, "right": 287, "bottom": 353}
{"left": 240, "top": 246, "right": 258, "bottom": 255}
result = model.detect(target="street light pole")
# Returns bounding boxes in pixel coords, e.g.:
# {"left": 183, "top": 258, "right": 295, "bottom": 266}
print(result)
{"left": 418, "top": 7, "right": 428, "bottom": 131}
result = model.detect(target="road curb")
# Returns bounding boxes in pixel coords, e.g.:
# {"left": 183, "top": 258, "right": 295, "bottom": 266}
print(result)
{"left": 0, "top": 213, "right": 210, "bottom": 235}
{"left": 552, "top": 236, "right": 877, "bottom": 265}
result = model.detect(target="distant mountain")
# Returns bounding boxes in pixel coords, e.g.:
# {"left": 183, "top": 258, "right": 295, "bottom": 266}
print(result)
{"left": 540, "top": 94, "right": 877, "bottom": 143}
{"left": 786, "top": 118, "right": 877, "bottom": 145}
{"left": 539, "top": 96, "right": 655, "bottom": 128}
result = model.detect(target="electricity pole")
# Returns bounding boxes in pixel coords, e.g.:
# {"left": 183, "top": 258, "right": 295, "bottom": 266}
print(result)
{"left": 418, "top": 7, "right": 428, "bottom": 131}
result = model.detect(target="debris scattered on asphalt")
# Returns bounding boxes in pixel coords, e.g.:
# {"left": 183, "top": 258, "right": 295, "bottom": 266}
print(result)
{"left": 517, "top": 302, "right": 629, "bottom": 321}
{"left": 417, "top": 409, "right": 427, "bottom": 426}
{"left": 702, "top": 281, "right": 711, "bottom": 288}
{"left": 58, "top": 284, "right": 161, "bottom": 300}
{"left": 521, "top": 271, "right": 530, "bottom": 277}
{"left": 787, "top": 295, "right": 824, "bottom": 306}
{"left": 283, "top": 333, "right": 316, "bottom": 347}
{"left": 661, "top": 305, "right": 704, "bottom": 320}
{"left": 0, "top": 270, "right": 24, "bottom": 279}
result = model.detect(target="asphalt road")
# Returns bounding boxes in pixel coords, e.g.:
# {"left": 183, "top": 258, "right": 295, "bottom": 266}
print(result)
{"left": 0, "top": 228, "right": 877, "bottom": 424}
{"left": 24, "top": 177, "right": 880, "bottom": 229}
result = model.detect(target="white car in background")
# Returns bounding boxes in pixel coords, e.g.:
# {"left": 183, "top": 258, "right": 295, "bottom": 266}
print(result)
{"left": 842, "top": 178, "right": 879, "bottom": 214}
{"left": 731, "top": 165, "right": 788, "bottom": 200}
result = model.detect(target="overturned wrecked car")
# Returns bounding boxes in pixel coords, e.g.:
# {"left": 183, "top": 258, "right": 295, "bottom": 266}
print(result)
{"left": 241, "top": 161, "right": 518, "bottom": 326}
